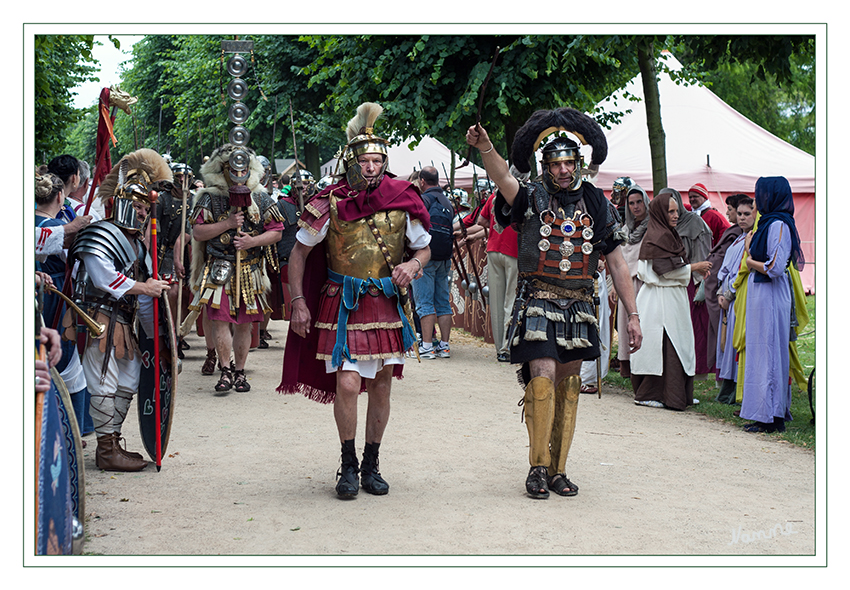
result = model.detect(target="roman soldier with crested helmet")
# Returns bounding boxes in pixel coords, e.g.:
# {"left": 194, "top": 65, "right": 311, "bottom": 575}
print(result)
{"left": 280, "top": 102, "right": 432, "bottom": 499}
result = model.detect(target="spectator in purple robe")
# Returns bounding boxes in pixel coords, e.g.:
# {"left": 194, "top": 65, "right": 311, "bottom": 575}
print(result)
{"left": 740, "top": 177, "right": 805, "bottom": 433}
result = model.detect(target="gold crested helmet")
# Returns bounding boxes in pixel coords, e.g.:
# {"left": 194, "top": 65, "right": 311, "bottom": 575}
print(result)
{"left": 340, "top": 102, "right": 390, "bottom": 191}
{"left": 99, "top": 149, "right": 172, "bottom": 231}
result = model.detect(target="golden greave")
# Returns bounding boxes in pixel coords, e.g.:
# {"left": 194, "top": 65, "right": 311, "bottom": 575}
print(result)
{"left": 524, "top": 377, "right": 555, "bottom": 467}
{"left": 548, "top": 375, "right": 581, "bottom": 477}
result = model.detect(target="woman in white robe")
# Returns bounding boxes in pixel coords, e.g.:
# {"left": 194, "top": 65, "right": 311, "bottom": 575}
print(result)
{"left": 629, "top": 192, "right": 712, "bottom": 410}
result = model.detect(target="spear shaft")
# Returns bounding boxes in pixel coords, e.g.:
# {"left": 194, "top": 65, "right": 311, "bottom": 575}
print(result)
{"left": 288, "top": 98, "right": 304, "bottom": 211}
{"left": 151, "top": 213, "right": 162, "bottom": 471}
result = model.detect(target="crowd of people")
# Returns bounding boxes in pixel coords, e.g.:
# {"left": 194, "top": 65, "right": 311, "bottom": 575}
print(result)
{"left": 607, "top": 177, "right": 808, "bottom": 434}
{"left": 34, "top": 99, "right": 809, "bottom": 549}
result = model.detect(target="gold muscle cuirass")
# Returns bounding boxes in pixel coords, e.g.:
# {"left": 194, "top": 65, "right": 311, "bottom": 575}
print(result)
{"left": 326, "top": 193, "right": 407, "bottom": 279}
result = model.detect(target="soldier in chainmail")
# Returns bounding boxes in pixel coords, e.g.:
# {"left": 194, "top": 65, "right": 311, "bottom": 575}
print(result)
{"left": 466, "top": 108, "right": 643, "bottom": 500}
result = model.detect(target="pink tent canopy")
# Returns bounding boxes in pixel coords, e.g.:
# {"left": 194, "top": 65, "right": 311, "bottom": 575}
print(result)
{"left": 321, "top": 136, "right": 488, "bottom": 193}
{"left": 593, "top": 52, "right": 815, "bottom": 293}
{"left": 386, "top": 136, "right": 488, "bottom": 191}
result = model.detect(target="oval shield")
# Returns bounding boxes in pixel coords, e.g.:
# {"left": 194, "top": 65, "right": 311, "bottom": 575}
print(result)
{"left": 137, "top": 292, "right": 178, "bottom": 465}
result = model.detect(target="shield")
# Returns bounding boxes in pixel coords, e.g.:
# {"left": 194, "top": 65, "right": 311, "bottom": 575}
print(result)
{"left": 137, "top": 293, "right": 178, "bottom": 463}
{"left": 35, "top": 380, "right": 74, "bottom": 555}
{"left": 49, "top": 366, "right": 85, "bottom": 525}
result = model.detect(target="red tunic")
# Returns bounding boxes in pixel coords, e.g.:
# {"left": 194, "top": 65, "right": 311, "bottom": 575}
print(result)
{"left": 277, "top": 174, "right": 428, "bottom": 403}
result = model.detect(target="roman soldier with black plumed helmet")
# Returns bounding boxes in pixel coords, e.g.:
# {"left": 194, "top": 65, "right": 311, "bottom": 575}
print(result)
{"left": 67, "top": 149, "right": 172, "bottom": 472}
{"left": 466, "top": 108, "right": 643, "bottom": 501}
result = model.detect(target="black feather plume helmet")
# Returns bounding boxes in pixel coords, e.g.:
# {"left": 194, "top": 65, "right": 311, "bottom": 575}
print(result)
{"left": 510, "top": 107, "right": 608, "bottom": 192}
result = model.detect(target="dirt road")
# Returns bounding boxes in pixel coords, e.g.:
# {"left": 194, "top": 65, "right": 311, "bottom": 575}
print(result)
{"left": 80, "top": 320, "right": 816, "bottom": 562}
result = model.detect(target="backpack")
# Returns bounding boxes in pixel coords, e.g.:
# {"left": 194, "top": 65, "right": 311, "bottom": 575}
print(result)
{"left": 424, "top": 190, "right": 454, "bottom": 261}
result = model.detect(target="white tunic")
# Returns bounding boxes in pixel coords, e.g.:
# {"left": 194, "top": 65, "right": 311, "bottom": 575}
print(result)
{"left": 629, "top": 259, "right": 695, "bottom": 377}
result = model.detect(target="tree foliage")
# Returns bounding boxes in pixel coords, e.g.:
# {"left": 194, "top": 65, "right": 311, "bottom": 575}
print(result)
{"left": 34, "top": 35, "right": 101, "bottom": 163}
{"left": 96, "top": 35, "right": 336, "bottom": 175}
{"left": 301, "top": 35, "right": 641, "bottom": 159}
{"left": 51, "top": 33, "right": 816, "bottom": 186}
{"left": 673, "top": 35, "right": 815, "bottom": 155}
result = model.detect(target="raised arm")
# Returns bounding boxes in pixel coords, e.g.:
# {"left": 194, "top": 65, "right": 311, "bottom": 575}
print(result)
{"left": 465, "top": 125, "right": 519, "bottom": 205}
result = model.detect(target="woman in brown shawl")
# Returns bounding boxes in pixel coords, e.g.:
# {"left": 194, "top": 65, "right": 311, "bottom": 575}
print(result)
{"left": 629, "top": 192, "right": 712, "bottom": 409}
{"left": 660, "top": 188, "right": 713, "bottom": 377}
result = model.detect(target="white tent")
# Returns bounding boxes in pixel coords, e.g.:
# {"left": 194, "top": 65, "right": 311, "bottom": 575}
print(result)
{"left": 321, "top": 136, "right": 488, "bottom": 192}
{"left": 594, "top": 52, "right": 815, "bottom": 293}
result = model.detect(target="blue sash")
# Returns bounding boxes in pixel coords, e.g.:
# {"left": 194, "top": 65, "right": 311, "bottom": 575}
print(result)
{"left": 327, "top": 269, "right": 417, "bottom": 367}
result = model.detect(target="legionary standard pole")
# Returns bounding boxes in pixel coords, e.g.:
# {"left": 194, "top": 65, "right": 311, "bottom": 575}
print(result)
{"left": 221, "top": 38, "right": 255, "bottom": 310}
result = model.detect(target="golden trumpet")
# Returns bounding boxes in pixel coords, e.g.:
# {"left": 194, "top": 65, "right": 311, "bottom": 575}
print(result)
{"left": 45, "top": 285, "right": 106, "bottom": 338}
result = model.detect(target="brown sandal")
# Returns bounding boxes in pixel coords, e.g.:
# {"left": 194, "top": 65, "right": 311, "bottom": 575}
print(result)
{"left": 215, "top": 366, "right": 233, "bottom": 392}
{"left": 202, "top": 349, "right": 218, "bottom": 375}
{"left": 233, "top": 369, "right": 250, "bottom": 392}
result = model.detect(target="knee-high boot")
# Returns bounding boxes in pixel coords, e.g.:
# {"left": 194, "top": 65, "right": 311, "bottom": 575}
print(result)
{"left": 524, "top": 376, "right": 555, "bottom": 467}
{"left": 549, "top": 375, "right": 581, "bottom": 478}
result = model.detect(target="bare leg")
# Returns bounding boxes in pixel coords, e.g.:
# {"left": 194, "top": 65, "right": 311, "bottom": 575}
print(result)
{"left": 211, "top": 320, "right": 233, "bottom": 369}
{"left": 365, "top": 365, "right": 393, "bottom": 444}
{"left": 334, "top": 370, "right": 362, "bottom": 442}
{"left": 528, "top": 357, "right": 582, "bottom": 388}
{"left": 419, "top": 313, "right": 436, "bottom": 345}
{"left": 436, "top": 313, "right": 452, "bottom": 344}
{"left": 231, "top": 322, "right": 253, "bottom": 371}
{"left": 202, "top": 308, "right": 215, "bottom": 351}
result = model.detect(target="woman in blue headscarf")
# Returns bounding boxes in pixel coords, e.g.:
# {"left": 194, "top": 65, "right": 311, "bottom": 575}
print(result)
{"left": 740, "top": 176, "right": 804, "bottom": 433}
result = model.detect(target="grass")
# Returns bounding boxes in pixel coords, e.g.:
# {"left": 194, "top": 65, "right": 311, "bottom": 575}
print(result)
{"left": 607, "top": 295, "right": 816, "bottom": 451}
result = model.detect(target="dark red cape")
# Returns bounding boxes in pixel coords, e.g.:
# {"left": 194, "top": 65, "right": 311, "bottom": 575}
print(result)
{"left": 277, "top": 174, "right": 427, "bottom": 403}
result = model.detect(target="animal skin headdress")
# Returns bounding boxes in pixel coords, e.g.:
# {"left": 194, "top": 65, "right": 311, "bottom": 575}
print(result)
{"left": 510, "top": 107, "right": 608, "bottom": 192}
{"left": 98, "top": 148, "right": 172, "bottom": 229}
{"left": 200, "top": 143, "right": 265, "bottom": 193}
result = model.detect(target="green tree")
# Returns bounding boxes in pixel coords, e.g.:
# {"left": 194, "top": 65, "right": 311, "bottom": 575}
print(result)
{"left": 108, "top": 35, "right": 334, "bottom": 176}
{"left": 690, "top": 45, "right": 814, "bottom": 155}
{"left": 623, "top": 35, "right": 815, "bottom": 193}
{"left": 302, "top": 34, "right": 640, "bottom": 167}
{"left": 34, "top": 35, "right": 101, "bottom": 162}
{"left": 63, "top": 105, "right": 99, "bottom": 165}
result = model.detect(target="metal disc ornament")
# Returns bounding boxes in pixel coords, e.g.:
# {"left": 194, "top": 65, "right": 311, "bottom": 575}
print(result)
{"left": 229, "top": 125, "right": 250, "bottom": 146}
{"left": 228, "top": 102, "right": 250, "bottom": 125}
{"left": 562, "top": 220, "right": 576, "bottom": 235}
{"left": 582, "top": 227, "right": 594, "bottom": 240}
{"left": 538, "top": 239, "right": 551, "bottom": 252}
{"left": 227, "top": 78, "right": 249, "bottom": 101}
{"left": 539, "top": 224, "right": 552, "bottom": 237}
{"left": 229, "top": 148, "right": 250, "bottom": 171}
{"left": 581, "top": 242, "right": 594, "bottom": 255}
{"left": 559, "top": 241, "right": 575, "bottom": 257}
{"left": 558, "top": 259, "right": 572, "bottom": 272}
{"left": 227, "top": 54, "right": 249, "bottom": 77}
